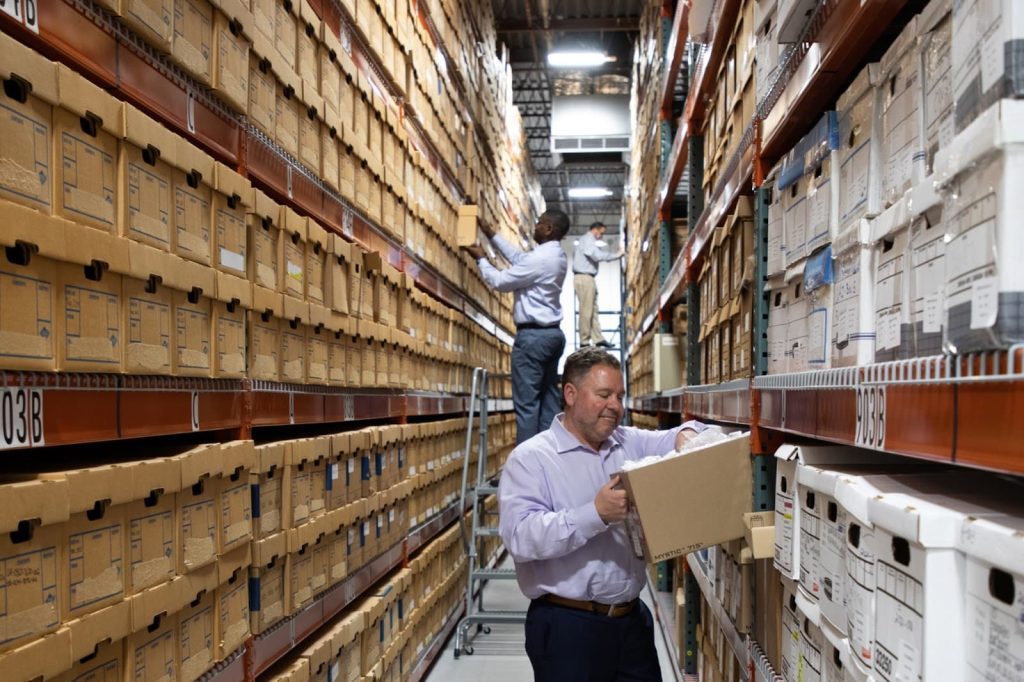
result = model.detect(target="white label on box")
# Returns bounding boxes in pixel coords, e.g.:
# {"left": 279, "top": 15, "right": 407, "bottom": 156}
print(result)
{"left": 808, "top": 307, "right": 830, "bottom": 365}
{"left": 877, "top": 311, "right": 901, "bottom": 350}
{"left": 970, "top": 276, "right": 999, "bottom": 329}
{"left": 800, "top": 500, "right": 822, "bottom": 601}
{"left": 820, "top": 501, "right": 848, "bottom": 629}
{"left": 841, "top": 143, "right": 871, "bottom": 224}
{"left": 331, "top": 463, "right": 339, "bottom": 481}
{"left": 389, "top": 509, "right": 395, "bottom": 523}
{"left": 775, "top": 494, "right": 797, "bottom": 576}
{"left": 846, "top": 526, "right": 878, "bottom": 669}
{"left": 966, "top": 558, "right": 1024, "bottom": 681}
{"left": 924, "top": 292, "right": 943, "bottom": 333}
{"left": 874, "top": 560, "right": 924, "bottom": 681}
{"left": 220, "top": 248, "right": 245, "bottom": 273}
{"left": 347, "top": 460, "right": 355, "bottom": 474}
{"left": 348, "top": 528, "right": 355, "bottom": 543}
{"left": 377, "top": 514, "right": 383, "bottom": 530}
{"left": 980, "top": 17, "right": 1006, "bottom": 93}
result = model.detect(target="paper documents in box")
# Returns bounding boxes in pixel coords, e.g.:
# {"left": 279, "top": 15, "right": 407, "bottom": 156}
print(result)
{"left": 619, "top": 432, "right": 751, "bottom": 563}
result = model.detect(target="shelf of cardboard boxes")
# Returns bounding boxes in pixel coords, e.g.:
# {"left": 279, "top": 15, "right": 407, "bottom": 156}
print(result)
{"left": 0, "top": 1, "right": 527, "bottom": 679}
{"left": 629, "top": 1, "right": 1024, "bottom": 679}
{"left": 0, "top": 410, "right": 515, "bottom": 682}
{"left": 266, "top": 502, "right": 509, "bottom": 682}
{"left": 0, "top": 26, "right": 527, "bottom": 448}
{"left": 632, "top": 0, "right": 912, "bottom": 358}
{"left": 625, "top": 2, "right": 671, "bottom": 347}
{"left": 688, "top": 552, "right": 750, "bottom": 682}
{"left": 0, "top": 0, "right": 526, "bottom": 346}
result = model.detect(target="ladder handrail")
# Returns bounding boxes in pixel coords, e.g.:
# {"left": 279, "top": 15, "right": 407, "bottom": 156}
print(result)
{"left": 458, "top": 367, "right": 484, "bottom": 554}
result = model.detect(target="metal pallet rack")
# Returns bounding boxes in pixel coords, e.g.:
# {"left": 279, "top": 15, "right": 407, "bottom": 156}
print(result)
{"left": 618, "top": 0, "right": 1005, "bottom": 679}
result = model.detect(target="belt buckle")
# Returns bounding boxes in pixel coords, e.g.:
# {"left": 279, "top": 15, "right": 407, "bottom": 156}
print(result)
{"left": 606, "top": 602, "right": 622, "bottom": 618}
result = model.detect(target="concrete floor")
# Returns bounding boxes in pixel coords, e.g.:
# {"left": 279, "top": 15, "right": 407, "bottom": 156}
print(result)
{"left": 423, "top": 558, "right": 680, "bottom": 682}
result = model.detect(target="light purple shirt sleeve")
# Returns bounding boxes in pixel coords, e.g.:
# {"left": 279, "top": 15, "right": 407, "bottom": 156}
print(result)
{"left": 617, "top": 420, "right": 709, "bottom": 461}
{"left": 477, "top": 254, "right": 544, "bottom": 293}
{"left": 580, "top": 236, "right": 620, "bottom": 263}
{"left": 490, "top": 235, "right": 526, "bottom": 265}
{"left": 498, "top": 447, "right": 608, "bottom": 563}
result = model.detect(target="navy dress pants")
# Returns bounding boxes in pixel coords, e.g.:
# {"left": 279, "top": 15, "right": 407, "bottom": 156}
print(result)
{"left": 524, "top": 598, "right": 663, "bottom": 682}
{"left": 511, "top": 327, "right": 565, "bottom": 444}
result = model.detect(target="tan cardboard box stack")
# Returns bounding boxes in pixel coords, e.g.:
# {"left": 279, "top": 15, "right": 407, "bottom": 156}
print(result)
{"left": 261, "top": 517, "right": 482, "bottom": 682}
{"left": 0, "top": 441, "right": 256, "bottom": 682}
{"left": 696, "top": 197, "right": 756, "bottom": 384}
{"left": 0, "top": 30, "right": 515, "bottom": 395}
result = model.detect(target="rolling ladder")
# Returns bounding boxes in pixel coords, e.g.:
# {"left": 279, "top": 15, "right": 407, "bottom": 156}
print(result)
{"left": 453, "top": 367, "right": 525, "bottom": 658}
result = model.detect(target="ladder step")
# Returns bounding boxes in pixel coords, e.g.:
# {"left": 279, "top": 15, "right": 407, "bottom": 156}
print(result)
{"left": 475, "top": 526, "right": 500, "bottom": 537}
{"left": 472, "top": 568, "right": 518, "bottom": 580}
{"left": 474, "top": 485, "right": 499, "bottom": 496}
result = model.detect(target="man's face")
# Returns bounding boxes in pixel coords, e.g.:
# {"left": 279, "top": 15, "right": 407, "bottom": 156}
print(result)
{"left": 564, "top": 364, "right": 626, "bottom": 446}
{"left": 592, "top": 225, "right": 606, "bottom": 239}
{"left": 533, "top": 219, "right": 549, "bottom": 243}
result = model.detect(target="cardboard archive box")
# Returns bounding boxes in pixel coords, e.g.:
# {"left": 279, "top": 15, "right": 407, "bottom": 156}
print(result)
{"left": 618, "top": 433, "right": 752, "bottom": 563}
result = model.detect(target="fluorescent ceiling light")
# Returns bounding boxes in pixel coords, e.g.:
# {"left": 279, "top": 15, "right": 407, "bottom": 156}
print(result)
{"left": 548, "top": 51, "right": 609, "bottom": 67}
{"left": 568, "top": 187, "right": 613, "bottom": 198}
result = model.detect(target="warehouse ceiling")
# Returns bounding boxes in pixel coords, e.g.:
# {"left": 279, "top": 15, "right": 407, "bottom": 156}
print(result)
{"left": 493, "top": 0, "right": 641, "bottom": 236}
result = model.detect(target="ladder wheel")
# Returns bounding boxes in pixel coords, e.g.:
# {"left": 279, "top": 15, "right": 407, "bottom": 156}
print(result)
{"left": 465, "top": 646, "right": 475, "bottom": 655}
{"left": 483, "top": 626, "right": 492, "bottom": 634}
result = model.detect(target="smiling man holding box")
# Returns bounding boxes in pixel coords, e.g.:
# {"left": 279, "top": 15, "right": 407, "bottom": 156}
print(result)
{"left": 498, "top": 346, "right": 705, "bottom": 681}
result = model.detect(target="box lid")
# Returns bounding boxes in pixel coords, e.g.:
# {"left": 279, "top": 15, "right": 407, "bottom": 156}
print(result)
{"left": 252, "top": 531, "right": 287, "bottom": 567}
{"left": 131, "top": 456, "right": 183, "bottom": 498}
{"left": 56, "top": 65, "right": 123, "bottom": 135}
{"left": 0, "top": 476, "right": 70, "bottom": 531}
{"left": 0, "top": 31, "right": 58, "bottom": 104}
{"left": 255, "top": 442, "right": 288, "bottom": 475}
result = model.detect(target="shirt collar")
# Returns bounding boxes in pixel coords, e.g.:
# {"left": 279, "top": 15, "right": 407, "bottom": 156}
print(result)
{"left": 550, "top": 414, "right": 623, "bottom": 454}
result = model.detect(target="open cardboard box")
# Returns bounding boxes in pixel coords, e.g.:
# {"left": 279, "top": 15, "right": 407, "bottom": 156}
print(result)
{"left": 619, "top": 433, "right": 752, "bottom": 563}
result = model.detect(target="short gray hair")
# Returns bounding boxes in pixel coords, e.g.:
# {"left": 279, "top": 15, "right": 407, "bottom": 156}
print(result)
{"left": 562, "top": 346, "right": 621, "bottom": 389}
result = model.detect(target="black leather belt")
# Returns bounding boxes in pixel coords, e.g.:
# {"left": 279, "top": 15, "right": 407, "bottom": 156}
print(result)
{"left": 541, "top": 594, "right": 639, "bottom": 618}
{"left": 516, "top": 322, "right": 560, "bottom": 331}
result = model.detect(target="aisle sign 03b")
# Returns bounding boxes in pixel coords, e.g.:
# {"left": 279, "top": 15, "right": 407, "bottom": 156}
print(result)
{"left": 0, "top": 0, "right": 40, "bottom": 33}
{"left": 0, "top": 388, "right": 44, "bottom": 450}
{"left": 855, "top": 385, "right": 886, "bottom": 450}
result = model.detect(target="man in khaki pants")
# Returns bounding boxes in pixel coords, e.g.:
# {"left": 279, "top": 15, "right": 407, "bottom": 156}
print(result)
{"left": 573, "top": 222, "right": 622, "bottom": 347}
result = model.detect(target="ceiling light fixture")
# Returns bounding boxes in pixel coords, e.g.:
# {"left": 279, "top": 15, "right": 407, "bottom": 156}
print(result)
{"left": 548, "top": 51, "right": 610, "bottom": 68}
{"left": 567, "top": 187, "right": 613, "bottom": 199}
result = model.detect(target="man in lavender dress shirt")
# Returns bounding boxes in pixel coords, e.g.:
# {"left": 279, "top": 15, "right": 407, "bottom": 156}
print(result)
{"left": 463, "top": 209, "right": 571, "bottom": 445}
{"left": 499, "top": 347, "right": 705, "bottom": 681}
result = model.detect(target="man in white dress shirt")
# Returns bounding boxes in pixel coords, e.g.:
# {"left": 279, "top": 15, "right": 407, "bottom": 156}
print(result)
{"left": 573, "top": 222, "right": 623, "bottom": 348}
{"left": 462, "top": 210, "right": 570, "bottom": 444}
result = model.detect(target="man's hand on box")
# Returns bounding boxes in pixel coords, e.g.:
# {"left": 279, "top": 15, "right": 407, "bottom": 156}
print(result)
{"left": 596, "top": 475, "right": 628, "bottom": 524}
{"left": 462, "top": 244, "right": 486, "bottom": 260}
{"left": 674, "top": 427, "right": 699, "bottom": 452}
{"left": 479, "top": 220, "right": 496, "bottom": 239}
